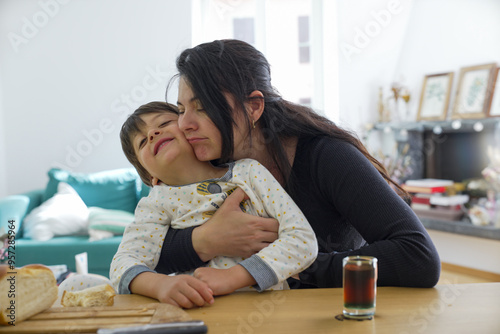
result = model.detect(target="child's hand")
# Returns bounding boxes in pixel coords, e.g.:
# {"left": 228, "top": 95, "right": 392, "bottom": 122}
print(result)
{"left": 154, "top": 274, "right": 215, "bottom": 308}
{"left": 130, "top": 272, "right": 214, "bottom": 309}
{"left": 193, "top": 265, "right": 256, "bottom": 296}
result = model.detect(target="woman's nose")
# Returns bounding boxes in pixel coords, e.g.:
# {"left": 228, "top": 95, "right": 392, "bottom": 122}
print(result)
{"left": 178, "top": 110, "right": 198, "bottom": 133}
{"left": 148, "top": 130, "right": 160, "bottom": 142}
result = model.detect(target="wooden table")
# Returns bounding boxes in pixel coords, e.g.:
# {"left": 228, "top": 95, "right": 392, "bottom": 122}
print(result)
{"left": 116, "top": 282, "right": 500, "bottom": 334}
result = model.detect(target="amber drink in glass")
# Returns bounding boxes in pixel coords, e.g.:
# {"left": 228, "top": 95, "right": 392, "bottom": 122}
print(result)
{"left": 343, "top": 256, "right": 378, "bottom": 319}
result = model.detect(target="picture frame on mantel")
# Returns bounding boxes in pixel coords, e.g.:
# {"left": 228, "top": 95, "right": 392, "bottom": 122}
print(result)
{"left": 487, "top": 68, "right": 500, "bottom": 117}
{"left": 416, "top": 72, "right": 454, "bottom": 121}
{"left": 452, "top": 63, "right": 497, "bottom": 119}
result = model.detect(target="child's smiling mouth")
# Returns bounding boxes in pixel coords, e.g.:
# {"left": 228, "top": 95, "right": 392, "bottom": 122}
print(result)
{"left": 154, "top": 138, "right": 173, "bottom": 155}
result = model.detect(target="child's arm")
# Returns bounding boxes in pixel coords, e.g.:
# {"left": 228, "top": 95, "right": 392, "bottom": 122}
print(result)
{"left": 130, "top": 271, "right": 214, "bottom": 308}
{"left": 234, "top": 159, "right": 319, "bottom": 290}
{"left": 110, "top": 188, "right": 171, "bottom": 293}
{"left": 193, "top": 265, "right": 256, "bottom": 296}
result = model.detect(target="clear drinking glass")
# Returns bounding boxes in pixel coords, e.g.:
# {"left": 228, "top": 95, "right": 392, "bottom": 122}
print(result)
{"left": 343, "top": 256, "right": 378, "bottom": 319}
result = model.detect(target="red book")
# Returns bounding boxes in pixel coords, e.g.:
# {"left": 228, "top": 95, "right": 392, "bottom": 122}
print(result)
{"left": 402, "top": 185, "right": 447, "bottom": 194}
{"left": 411, "top": 196, "right": 431, "bottom": 205}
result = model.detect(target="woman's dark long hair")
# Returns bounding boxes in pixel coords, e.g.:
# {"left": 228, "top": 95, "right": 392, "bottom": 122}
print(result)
{"left": 168, "top": 39, "right": 409, "bottom": 198}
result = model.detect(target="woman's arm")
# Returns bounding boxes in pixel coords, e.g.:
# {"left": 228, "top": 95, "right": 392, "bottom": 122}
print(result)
{"left": 294, "top": 137, "right": 441, "bottom": 288}
{"left": 154, "top": 188, "right": 279, "bottom": 274}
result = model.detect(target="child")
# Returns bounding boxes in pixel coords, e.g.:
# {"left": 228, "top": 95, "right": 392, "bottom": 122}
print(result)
{"left": 110, "top": 102, "right": 317, "bottom": 305}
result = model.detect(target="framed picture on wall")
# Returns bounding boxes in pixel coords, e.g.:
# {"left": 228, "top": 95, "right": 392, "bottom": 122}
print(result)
{"left": 487, "top": 68, "right": 500, "bottom": 117}
{"left": 452, "top": 63, "right": 497, "bottom": 119}
{"left": 416, "top": 72, "right": 454, "bottom": 121}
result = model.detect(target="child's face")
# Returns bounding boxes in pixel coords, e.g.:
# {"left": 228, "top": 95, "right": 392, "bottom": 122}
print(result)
{"left": 133, "top": 112, "right": 197, "bottom": 184}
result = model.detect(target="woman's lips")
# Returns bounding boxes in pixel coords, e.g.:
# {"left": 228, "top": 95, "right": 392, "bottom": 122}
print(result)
{"left": 154, "top": 138, "right": 173, "bottom": 155}
{"left": 187, "top": 137, "right": 204, "bottom": 144}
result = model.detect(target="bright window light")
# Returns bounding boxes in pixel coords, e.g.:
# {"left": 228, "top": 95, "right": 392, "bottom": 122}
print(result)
{"left": 191, "top": 0, "right": 339, "bottom": 121}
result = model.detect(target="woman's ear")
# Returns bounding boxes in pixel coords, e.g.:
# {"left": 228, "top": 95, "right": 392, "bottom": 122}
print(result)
{"left": 246, "top": 90, "right": 265, "bottom": 123}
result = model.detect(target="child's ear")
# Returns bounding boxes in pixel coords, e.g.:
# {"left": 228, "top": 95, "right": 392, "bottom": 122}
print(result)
{"left": 246, "top": 90, "right": 265, "bottom": 122}
{"left": 152, "top": 176, "right": 161, "bottom": 186}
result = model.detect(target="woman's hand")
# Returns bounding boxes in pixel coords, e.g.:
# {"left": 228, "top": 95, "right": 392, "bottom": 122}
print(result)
{"left": 192, "top": 188, "right": 279, "bottom": 261}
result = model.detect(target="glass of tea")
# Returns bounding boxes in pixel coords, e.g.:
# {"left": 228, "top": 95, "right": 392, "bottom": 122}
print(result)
{"left": 342, "top": 256, "right": 378, "bottom": 319}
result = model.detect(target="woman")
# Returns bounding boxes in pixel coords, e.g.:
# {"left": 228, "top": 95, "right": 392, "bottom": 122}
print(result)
{"left": 155, "top": 39, "right": 440, "bottom": 288}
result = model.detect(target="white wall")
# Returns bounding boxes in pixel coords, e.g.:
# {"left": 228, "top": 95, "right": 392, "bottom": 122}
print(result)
{"left": 337, "top": 0, "right": 500, "bottom": 135}
{"left": 394, "top": 0, "right": 500, "bottom": 120}
{"left": 0, "top": 0, "right": 191, "bottom": 196}
{"left": 337, "top": 0, "right": 414, "bottom": 133}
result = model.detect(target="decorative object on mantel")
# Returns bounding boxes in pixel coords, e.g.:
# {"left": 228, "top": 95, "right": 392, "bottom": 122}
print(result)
{"left": 452, "top": 63, "right": 497, "bottom": 120}
{"left": 377, "top": 87, "right": 390, "bottom": 122}
{"left": 385, "top": 81, "right": 411, "bottom": 122}
{"left": 487, "top": 67, "right": 500, "bottom": 117}
{"left": 482, "top": 146, "right": 500, "bottom": 192}
{"left": 401, "top": 87, "right": 411, "bottom": 121}
{"left": 416, "top": 72, "right": 454, "bottom": 121}
{"left": 469, "top": 205, "right": 494, "bottom": 227}
{"left": 474, "top": 145, "right": 500, "bottom": 227}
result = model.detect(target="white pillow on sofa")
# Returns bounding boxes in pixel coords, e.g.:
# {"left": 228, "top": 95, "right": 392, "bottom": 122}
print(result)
{"left": 23, "top": 182, "right": 89, "bottom": 241}
{"left": 87, "top": 206, "right": 135, "bottom": 241}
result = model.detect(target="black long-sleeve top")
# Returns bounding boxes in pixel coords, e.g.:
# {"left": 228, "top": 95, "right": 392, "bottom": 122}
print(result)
{"left": 154, "top": 136, "right": 441, "bottom": 288}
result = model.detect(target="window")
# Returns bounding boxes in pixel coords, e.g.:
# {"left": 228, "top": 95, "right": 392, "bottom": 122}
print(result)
{"left": 298, "top": 15, "right": 310, "bottom": 63}
{"left": 233, "top": 17, "right": 255, "bottom": 45}
{"left": 191, "top": 0, "right": 339, "bottom": 121}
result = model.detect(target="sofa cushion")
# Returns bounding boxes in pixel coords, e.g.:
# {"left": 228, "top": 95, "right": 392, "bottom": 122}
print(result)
{"left": 0, "top": 195, "right": 30, "bottom": 238}
{"left": 43, "top": 168, "right": 140, "bottom": 213}
{"left": 88, "top": 207, "right": 135, "bottom": 241}
{"left": 23, "top": 182, "right": 89, "bottom": 241}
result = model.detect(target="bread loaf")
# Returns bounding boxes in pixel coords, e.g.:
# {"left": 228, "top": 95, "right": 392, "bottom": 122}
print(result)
{"left": 0, "top": 264, "right": 58, "bottom": 325}
{"left": 61, "top": 284, "right": 115, "bottom": 307}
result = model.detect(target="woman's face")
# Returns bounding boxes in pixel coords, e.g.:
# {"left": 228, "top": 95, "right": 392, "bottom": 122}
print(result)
{"left": 177, "top": 77, "right": 223, "bottom": 161}
{"left": 177, "top": 77, "right": 251, "bottom": 162}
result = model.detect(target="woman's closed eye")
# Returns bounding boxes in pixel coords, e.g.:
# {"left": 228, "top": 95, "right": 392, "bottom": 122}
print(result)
{"left": 194, "top": 101, "right": 206, "bottom": 112}
{"left": 177, "top": 102, "right": 205, "bottom": 115}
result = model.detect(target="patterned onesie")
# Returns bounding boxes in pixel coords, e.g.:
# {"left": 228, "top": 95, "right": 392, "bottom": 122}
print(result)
{"left": 110, "top": 159, "right": 318, "bottom": 293}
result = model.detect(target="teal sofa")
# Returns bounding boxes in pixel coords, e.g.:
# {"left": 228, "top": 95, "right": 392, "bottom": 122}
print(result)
{"left": 0, "top": 168, "right": 149, "bottom": 278}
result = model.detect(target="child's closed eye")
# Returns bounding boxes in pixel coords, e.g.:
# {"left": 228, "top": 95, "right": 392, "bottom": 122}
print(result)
{"left": 138, "top": 137, "right": 147, "bottom": 149}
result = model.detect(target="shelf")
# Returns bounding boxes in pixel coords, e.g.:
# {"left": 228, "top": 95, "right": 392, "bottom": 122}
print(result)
{"left": 372, "top": 117, "right": 500, "bottom": 133}
{"left": 420, "top": 217, "right": 500, "bottom": 241}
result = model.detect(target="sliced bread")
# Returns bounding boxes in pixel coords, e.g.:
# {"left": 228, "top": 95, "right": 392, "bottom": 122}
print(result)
{"left": 61, "top": 284, "right": 115, "bottom": 307}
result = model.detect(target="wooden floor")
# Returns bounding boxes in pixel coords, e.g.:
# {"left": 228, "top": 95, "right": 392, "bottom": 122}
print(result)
{"left": 437, "top": 263, "right": 500, "bottom": 284}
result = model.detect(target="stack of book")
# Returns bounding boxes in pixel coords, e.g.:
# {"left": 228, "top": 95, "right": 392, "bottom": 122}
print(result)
{"left": 402, "top": 179, "right": 469, "bottom": 221}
